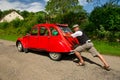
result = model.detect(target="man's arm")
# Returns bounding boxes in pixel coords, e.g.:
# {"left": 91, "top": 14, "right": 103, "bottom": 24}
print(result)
{"left": 63, "top": 31, "right": 83, "bottom": 38}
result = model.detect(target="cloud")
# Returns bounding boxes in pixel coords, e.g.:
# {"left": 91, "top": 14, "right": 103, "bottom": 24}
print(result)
{"left": 0, "top": 0, "right": 44, "bottom": 12}
{"left": 22, "top": 2, "right": 45, "bottom": 12}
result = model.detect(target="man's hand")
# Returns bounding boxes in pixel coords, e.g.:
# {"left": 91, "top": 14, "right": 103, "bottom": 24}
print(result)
{"left": 62, "top": 32, "right": 71, "bottom": 37}
{"left": 62, "top": 32, "right": 66, "bottom": 36}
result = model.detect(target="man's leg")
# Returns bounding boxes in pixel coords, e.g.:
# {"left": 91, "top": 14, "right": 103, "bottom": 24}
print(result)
{"left": 73, "top": 45, "right": 85, "bottom": 65}
{"left": 89, "top": 46, "right": 110, "bottom": 70}
{"left": 97, "top": 54, "right": 109, "bottom": 67}
{"left": 74, "top": 51, "right": 84, "bottom": 65}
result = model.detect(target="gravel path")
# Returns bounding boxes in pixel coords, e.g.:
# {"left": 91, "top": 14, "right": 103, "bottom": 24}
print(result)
{"left": 0, "top": 39, "right": 120, "bottom": 80}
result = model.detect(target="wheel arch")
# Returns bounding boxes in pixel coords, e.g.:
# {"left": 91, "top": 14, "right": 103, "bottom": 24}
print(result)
{"left": 16, "top": 40, "right": 25, "bottom": 48}
{"left": 16, "top": 40, "right": 21, "bottom": 46}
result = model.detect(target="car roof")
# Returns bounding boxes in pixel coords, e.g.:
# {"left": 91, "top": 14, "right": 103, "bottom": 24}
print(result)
{"left": 34, "top": 23, "right": 68, "bottom": 28}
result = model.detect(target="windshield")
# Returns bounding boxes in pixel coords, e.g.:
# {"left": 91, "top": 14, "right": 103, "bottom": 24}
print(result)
{"left": 59, "top": 26, "right": 72, "bottom": 33}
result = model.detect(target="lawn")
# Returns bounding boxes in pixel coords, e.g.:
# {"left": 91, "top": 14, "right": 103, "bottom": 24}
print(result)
{"left": 93, "top": 40, "right": 120, "bottom": 56}
{"left": 0, "top": 34, "right": 18, "bottom": 41}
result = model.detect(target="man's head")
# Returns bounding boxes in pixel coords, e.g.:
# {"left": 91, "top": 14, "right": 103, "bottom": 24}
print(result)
{"left": 72, "top": 24, "right": 80, "bottom": 31}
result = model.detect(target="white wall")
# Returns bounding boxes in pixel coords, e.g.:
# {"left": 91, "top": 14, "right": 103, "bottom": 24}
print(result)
{"left": 0, "top": 11, "right": 24, "bottom": 22}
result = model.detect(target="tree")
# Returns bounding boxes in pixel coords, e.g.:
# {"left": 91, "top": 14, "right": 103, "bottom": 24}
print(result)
{"left": 20, "top": 10, "right": 30, "bottom": 18}
{"left": 105, "top": 0, "right": 120, "bottom": 4}
{"left": 60, "top": 12, "right": 88, "bottom": 27}
{"left": 89, "top": 2, "right": 120, "bottom": 41}
{"left": 45, "top": 0, "right": 88, "bottom": 24}
{"left": 45, "top": 0, "right": 83, "bottom": 16}
{"left": 0, "top": 10, "right": 3, "bottom": 19}
{"left": 90, "top": 3, "right": 120, "bottom": 31}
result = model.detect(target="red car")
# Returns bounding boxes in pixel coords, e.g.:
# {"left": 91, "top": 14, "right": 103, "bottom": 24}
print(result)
{"left": 16, "top": 23, "right": 79, "bottom": 60}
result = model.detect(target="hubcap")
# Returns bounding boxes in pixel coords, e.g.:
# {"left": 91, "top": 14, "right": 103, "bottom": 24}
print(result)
{"left": 50, "top": 53, "right": 58, "bottom": 58}
{"left": 18, "top": 43, "right": 22, "bottom": 51}
{"left": 49, "top": 53, "right": 61, "bottom": 60}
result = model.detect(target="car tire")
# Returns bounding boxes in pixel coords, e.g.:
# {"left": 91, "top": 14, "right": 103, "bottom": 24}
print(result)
{"left": 17, "top": 42, "right": 23, "bottom": 52}
{"left": 49, "top": 53, "right": 62, "bottom": 61}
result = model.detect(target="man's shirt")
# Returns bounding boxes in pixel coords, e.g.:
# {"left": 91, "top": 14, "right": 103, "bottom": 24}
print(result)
{"left": 71, "top": 31, "right": 83, "bottom": 38}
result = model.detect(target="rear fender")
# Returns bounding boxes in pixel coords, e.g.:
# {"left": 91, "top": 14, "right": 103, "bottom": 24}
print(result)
{"left": 48, "top": 39, "right": 72, "bottom": 53}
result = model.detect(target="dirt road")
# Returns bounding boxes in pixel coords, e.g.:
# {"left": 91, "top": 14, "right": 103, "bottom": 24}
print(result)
{"left": 0, "top": 39, "right": 120, "bottom": 80}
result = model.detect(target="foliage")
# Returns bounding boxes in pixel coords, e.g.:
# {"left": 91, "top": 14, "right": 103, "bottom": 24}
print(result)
{"left": 0, "top": 10, "right": 2, "bottom": 19}
{"left": 45, "top": 0, "right": 88, "bottom": 29}
{"left": 61, "top": 12, "right": 88, "bottom": 27}
{"left": 89, "top": 2, "right": 120, "bottom": 41}
{"left": 0, "top": 22, "right": 9, "bottom": 29}
{"left": 0, "top": 10, "right": 46, "bottom": 37}
{"left": 45, "top": 0, "right": 83, "bottom": 16}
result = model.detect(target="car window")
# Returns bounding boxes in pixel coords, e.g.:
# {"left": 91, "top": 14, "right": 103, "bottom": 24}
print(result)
{"left": 50, "top": 27, "right": 59, "bottom": 36}
{"left": 59, "top": 26, "right": 72, "bottom": 33}
{"left": 40, "top": 27, "right": 49, "bottom": 36}
{"left": 31, "top": 27, "right": 38, "bottom": 35}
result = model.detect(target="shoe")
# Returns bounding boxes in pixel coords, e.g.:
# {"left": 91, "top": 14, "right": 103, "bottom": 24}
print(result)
{"left": 77, "top": 62, "right": 85, "bottom": 66}
{"left": 73, "top": 58, "right": 79, "bottom": 62}
{"left": 103, "top": 66, "right": 110, "bottom": 71}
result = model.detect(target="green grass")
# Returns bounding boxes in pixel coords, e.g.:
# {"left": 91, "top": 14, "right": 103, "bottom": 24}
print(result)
{"left": 93, "top": 40, "right": 120, "bottom": 56}
{"left": 0, "top": 34, "right": 18, "bottom": 41}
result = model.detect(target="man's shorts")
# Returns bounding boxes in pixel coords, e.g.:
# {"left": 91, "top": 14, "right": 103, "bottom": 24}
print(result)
{"left": 74, "top": 42, "right": 100, "bottom": 57}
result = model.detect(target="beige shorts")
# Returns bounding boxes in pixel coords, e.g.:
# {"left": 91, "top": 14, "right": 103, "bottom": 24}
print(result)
{"left": 74, "top": 42, "right": 100, "bottom": 57}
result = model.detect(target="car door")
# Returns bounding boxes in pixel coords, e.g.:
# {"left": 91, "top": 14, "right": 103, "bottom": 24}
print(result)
{"left": 48, "top": 27, "right": 62, "bottom": 52}
{"left": 28, "top": 27, "right": 39, "bottom": 49}
{"left": 37, "top": 26, "right": 49, "bottom": 50}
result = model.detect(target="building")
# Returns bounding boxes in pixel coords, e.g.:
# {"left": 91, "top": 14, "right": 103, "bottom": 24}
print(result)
{"left": 0, "top": 11, "right": 24, "bottom": 23}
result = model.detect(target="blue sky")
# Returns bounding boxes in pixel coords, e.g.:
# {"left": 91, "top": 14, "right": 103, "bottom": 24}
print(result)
{"left": 0, "top": 0, "right": 114, "bottom": 13}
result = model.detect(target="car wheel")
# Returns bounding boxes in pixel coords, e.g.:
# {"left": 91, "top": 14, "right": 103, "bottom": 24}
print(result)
{"left": 49, "top": 53, "right": 62, "bottom": 61}
{"left": 17, "top": 42, "right": 23, "bottom": 52}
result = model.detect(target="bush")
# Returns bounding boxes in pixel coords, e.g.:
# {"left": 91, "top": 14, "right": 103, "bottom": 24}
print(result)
{"left": 0, "top": 22, "right": 9, "bottom": 29}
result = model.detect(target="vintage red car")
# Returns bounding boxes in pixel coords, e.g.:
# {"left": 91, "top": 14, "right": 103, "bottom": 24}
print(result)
{"left": 16, "top": 23, "right": 79, "bottom": 60}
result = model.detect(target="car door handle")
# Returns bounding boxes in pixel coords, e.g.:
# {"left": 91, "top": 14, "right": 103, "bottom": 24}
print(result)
{"left": 48, "top": 36, "right": 50, "bottom": 39}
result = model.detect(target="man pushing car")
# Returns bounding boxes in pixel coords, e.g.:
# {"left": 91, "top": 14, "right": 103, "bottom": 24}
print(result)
{"left": 63, "top": 24, "right": 110, "bottom": 71}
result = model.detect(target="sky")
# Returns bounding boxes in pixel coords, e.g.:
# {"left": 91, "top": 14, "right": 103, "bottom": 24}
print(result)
{"left": 0, "top": 0, "right": 113, "bottom": 13}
